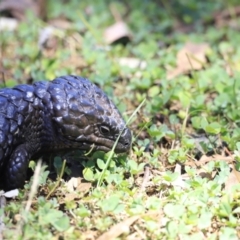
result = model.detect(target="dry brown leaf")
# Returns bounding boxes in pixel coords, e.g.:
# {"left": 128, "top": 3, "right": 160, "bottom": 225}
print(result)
{"left": 118, "top": 58, "right": 147, "bottom": 69}
{"left": 196, "top": 168, "right": 217, "bottom": 180}
{"left": 61, "top": 178, "right": 92, "bottom": 203}
{"left": 214, "top": 6, "right": 240, "bottom": 29}
{"left": 197, "top": 154, "right": 233, "bottom": 166}
{"left": 167, "top": 42, "right": 210, "bottom": 79}
{"left": 104, "top": 21, "right": 132, "bottom": 45}
{"left": 82, "top": 230, "right": 98, "bottom": 240}
{"left": 65, "top": 176, "right": 92, "bottom": 193}
{"left": 232, "top": 166, "right": 240, "bottom": 182}
{"left": 185, "top": 154, "right": 234, "bottom": 170}
{"left": 186, "top": 154, "right": 235, "bottom": 181}
{"left": 97, "top": 216, "right": 139, "bottom": 240}
{"left": 76, "top": 180, "right": 92, "bottom": 192}
{"left": 104, "top": 3, "right": 132, "bottom": 45}
{"left": 48, "top": 18, "right": 73, "bottom": 30}
{"left": 225, "top": 167, "right": 240, "bottom": 191}
{"left": 0, "top": 0, "right": 46, "bottom": 21}
{"left": 65, "top": 177, "right": 79, "bottom": 192}
{"left": 62, "top": 192, "right": 79, "bottom": 202}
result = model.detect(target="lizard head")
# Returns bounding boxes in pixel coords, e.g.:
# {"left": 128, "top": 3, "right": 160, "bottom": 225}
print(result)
{"left": 50, "top": 76, "right": 132, "bottom": 153}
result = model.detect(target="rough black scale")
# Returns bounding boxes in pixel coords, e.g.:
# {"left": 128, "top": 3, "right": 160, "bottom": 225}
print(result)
{"left": 0, "top": 75, "right": 131, "bottom": 191}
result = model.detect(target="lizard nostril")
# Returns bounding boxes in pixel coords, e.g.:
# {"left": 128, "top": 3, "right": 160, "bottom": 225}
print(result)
{"left": 123, "top": 128, "right": 132, "bottom": 150}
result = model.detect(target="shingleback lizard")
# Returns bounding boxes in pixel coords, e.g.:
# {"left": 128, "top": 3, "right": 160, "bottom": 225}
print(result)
{"left": 0, "top": 75, "right": 132, "bottom": 191}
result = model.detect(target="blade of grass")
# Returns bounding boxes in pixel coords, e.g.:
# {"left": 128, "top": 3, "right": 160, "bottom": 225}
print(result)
{"left": 46, "top": 159, "right": 66, "bottom": 199}
{"left": 78, "top": 12, "right": 101, "bottom": 43}
{"left": 97, "top": 98, "right": 146, "bottom": 187}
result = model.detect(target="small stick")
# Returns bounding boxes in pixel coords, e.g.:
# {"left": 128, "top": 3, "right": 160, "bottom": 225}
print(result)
{"left": 140, "top": 164, "right": 151, "bottom": 192}
{"left": 25, "top": 160, "right": 42, "bottom": 211}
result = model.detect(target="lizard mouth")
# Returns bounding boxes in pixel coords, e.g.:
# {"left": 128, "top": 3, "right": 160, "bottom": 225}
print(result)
{"left": 75, "top": 128, "right": 132, "bottom": 153}
{"left": 60, "top": 127, "right": 132, "bottom": 153}
{"left": 80, "top": 138, "right": 131, "bottom": 153}
{"left": 95, "top": 127, "right": 132, "bottom": 153}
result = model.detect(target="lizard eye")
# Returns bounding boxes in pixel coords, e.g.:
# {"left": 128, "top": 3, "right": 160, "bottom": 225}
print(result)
{"left": 99, "top": 125, "right": 111, "bottom": 135}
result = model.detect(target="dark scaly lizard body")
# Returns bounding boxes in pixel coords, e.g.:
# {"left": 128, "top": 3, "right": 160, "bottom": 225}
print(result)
{"left": 0, "top": 75, "right": 131, "bottom": 191}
